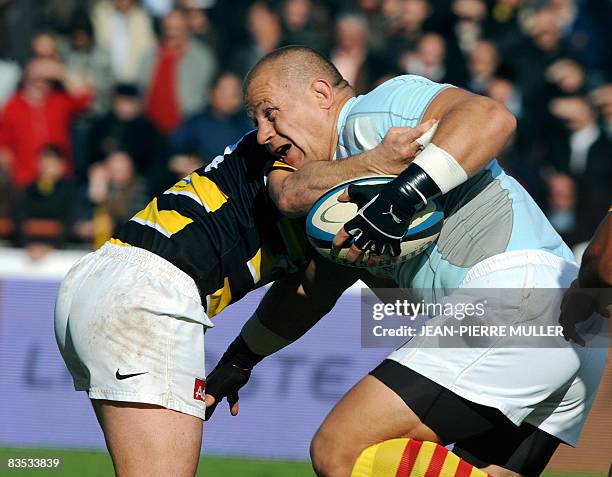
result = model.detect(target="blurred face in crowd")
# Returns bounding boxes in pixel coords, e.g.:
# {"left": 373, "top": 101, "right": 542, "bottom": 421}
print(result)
{"left": 336, "top": 15, "right": 368, "bottom": 50}
{"left": 249, "top": 2, "right": 282, "bottom": 47}
{"left": 591, "top": 85, "right": 612, "bottom": 122}
{"left": 169, "top": 154, "right": 205, "bottom": 178}
{"left": 114, "top": 0, "right": 135, "bottom": 14}
{"left": 71, "top": 25, "right": 93, "bottom": 52}
{"left": 418, "top": 33, "right": 445, "bottom": 68}
{"left": 526, "top": 9, "right": 560, "bottom": 52}
{"left": 163, "top": 11, "right": 190, "bottom": 46}
{"left": 452, "top": 0, "right": 487, "bottom": 21}
{"left": 247, "top": 68, "right": 341, "bottom": 168}
{"left": 113, "top": 94, "right": 141, "bottom": 121}
{"left": 487, "top": 78, "right": 513, "bottom": 105}
{"left": 32, "top": 33, "right": 59, "bottom": 60}
{"left": 210, "top": 73, "right": 243, "bottom": 117}
{"left": 283, "top": 0, "right": 312, "bottom": 31}
{"left": 548, "top": 173, "right": 575, "bottom": 210}
{"left": 401, "top": 0, "right": 430, "bottom": 32}
{"left": 549, "top": 97, "right": 596, "bottom": 132}
{"left": 24, "top": 59, "right": 61, "bottom": 97}
{"left": 106, "top": 152, "right": 135, "bottom": 186}
{"left": 38, "top": 151, "right": 65, "bottom": 181}
{"left": 469, "top": 41, "right": 499, "bottom": 78}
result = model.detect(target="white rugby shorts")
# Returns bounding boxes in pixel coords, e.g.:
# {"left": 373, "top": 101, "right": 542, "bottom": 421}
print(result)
{"left": 389, "top": 249, "right": 608, "bottom": 446}
{"left": 55, "top": 243, "right": 213, "bottom": 419}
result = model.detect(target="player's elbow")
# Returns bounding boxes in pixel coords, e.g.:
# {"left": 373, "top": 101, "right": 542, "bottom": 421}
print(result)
{"left": 481, "top": 97, "right": 517, "bottom": 144}
{"left": 276, "top": 192, "right": 304, "bottom": 218}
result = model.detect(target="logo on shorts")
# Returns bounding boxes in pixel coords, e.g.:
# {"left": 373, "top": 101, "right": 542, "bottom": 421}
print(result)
{"left": 115, "top": 369, "right": 148, "bottom": 380}
{"left": 193, "top": 378, "right": 206, "bottom": 401}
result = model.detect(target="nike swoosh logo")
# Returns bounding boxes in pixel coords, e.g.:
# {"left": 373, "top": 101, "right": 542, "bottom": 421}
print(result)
{"left": 115, "top": 369, "right": 148, "bottom": 380}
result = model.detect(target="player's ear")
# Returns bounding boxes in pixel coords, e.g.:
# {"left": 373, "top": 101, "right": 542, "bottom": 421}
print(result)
{"left": 310, "top": 79, "right": 334, "bottom": 110}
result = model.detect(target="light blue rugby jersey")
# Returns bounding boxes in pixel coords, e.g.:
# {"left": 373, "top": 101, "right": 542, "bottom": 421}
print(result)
{"left": 335, "top": 75, "right": 574, "bottom": 298}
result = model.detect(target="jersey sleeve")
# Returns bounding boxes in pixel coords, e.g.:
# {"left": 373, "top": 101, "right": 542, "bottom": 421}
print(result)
{"left": 339, "top": 75, "right": 454, "bottom": 154}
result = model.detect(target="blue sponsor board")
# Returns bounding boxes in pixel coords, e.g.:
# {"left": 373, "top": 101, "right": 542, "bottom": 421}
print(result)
{"left": 0, "top": 279, "right": 389, "bottom": 459}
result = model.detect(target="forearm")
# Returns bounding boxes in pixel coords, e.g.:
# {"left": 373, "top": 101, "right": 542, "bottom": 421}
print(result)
{"left": 241, "top": 257, "right": 361, "bottom": 357}
{"left": 579, "top": 213, "right": 612, "bottom": 288}
{"left": 272, "top": 148, "right": 393, "bottom": 217}
{"left": 424, "top": 91, "right": 516, "bottom": 176}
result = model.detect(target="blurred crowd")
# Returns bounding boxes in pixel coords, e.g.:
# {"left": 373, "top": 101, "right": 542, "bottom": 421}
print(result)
{"left": 0, "top": 0, "right": 610, "bottom": 259}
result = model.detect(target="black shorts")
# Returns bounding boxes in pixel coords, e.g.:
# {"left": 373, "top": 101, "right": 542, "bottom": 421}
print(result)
{"left": 370, "top": 360, "right": 561, "bottom": 476}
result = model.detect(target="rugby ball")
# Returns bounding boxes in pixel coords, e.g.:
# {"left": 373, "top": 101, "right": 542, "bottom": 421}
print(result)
{"left": 306, "top": 176, "right": 444, "bottom": 267}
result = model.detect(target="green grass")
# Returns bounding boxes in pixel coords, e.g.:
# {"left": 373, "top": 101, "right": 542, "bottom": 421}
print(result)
{"left": 0, "top": 448, "right": 605, "bottom": 477}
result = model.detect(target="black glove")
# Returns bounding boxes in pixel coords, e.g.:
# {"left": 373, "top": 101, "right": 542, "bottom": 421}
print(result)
{"left": 342, "top": 164, "right": 441, "bottom": 257}
{"left": 342, "top": 184, "right": 416, "bottom": 256}
{"left": 204, "top": 335, "right": 264, "bottom": 421}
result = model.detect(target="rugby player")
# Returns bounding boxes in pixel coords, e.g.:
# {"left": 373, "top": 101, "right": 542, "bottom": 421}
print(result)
{"left": 54, "top": 125, "right": 431, "bottom": 476}
{"left": 205, "top": 46, "right": 607, "bottom": 477}
{"left": 560, "top": 207, "right": 612, "bottom": 345}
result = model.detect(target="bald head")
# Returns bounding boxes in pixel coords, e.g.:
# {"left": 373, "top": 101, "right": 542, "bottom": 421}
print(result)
{"left": 244, "top": 45, "right": 350, "bottom": 105}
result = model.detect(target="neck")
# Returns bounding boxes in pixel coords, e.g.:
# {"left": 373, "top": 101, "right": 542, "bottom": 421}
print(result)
{"left": 327, "top": 89, "right": 355, "bottom": 159}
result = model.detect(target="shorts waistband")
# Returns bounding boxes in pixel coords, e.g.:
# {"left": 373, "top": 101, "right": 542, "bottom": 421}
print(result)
{"left": 461, "top": 249, "right": 577, "bottom": 286}
{"left": 98, "top": 242, "right": 201, "bottom": 303}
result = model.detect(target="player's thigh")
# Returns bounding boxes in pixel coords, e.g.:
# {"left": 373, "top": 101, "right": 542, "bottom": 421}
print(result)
{"left": 93, "top": 399, "right": 203, "bottom": 477}
{"left": 311, "top": 374, "right": 440, "bottom": 470}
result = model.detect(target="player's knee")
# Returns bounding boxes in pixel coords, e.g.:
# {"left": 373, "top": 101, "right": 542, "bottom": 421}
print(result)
{"left": 310, "top": 428, "right": 355, "bottom": 477}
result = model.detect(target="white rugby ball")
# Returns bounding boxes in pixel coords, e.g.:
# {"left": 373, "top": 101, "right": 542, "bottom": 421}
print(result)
{"left": 306, "top": 176, "right": 444, "bottom": 268}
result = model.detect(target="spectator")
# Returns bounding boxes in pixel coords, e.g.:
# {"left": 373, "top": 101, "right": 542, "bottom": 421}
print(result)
{"left": 385, "top": 0, "right": 431, "bottom": 67}
{"left": 401, "top": 32, "right": 449, "bottom": 83}
{"left": 280, "top": 0, "right": 331, "bottom": 54}
{"left": 89, "top": 83, "right": 167, "bottom": 184}
{"left": 355, "top": 0, "right": 388, "bottom": 51}
{"left": 31, "top": 31, "right": 62, "bottom": 61}
{"left": 171, "top": 72, "right": 251, "bottom": 164}
{"left": 466, "top": 40, "right": 499, "bottom": 94}
{"left": 179, "top": 0, "right": 220, "bottom": 54}
{"left": 80, "top": 151, "right": 149, "bottom": 248}
{"left": 331, "top": 13, "right": 393, "bottom": 94}
{"left": 91, "top": 0, "right": 156, "bottom": 84}
{"left": 168, "top": 151, "right": 205, "bottom": 180}
{"left": 13, "top": 145, "right": 76, "bottom": 259}
{"left": 591, "top": 84, "right": 612, "bottom": 139}
{"left": 140, "top": 9, "right": 218, "bottom": 135}
{"left": 0, "top": 59, "right": 93, "bottom": 188}
{"left": 546, "top": 171, "right": 578, "bottom": 239}
{"left": 230, "top": 2, "right": 283, "bottom": 79}
{"left": 547, "top": 96, "right": 612, "bottom": 243}
{"left": 63, "top": 14, "right": 114, "bottom": 113}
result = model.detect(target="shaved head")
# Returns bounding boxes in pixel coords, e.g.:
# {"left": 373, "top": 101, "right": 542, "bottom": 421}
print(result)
{"left": 244, "top": 45, "right": 350, "bottom": 107}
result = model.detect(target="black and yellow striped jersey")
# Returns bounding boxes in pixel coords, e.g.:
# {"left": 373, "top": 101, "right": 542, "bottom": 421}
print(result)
{"left": 111, "top": 131, "right": 309, "bottom": 318}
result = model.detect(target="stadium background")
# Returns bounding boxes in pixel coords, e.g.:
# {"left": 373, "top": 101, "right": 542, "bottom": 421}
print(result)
{"left": 0, "top": 0, "right": 610, "bottom": 475}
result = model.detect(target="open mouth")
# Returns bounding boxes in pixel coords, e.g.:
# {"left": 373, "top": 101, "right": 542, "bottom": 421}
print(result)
{"left": 275, "top": 144, "right": 292, "bottom": 158}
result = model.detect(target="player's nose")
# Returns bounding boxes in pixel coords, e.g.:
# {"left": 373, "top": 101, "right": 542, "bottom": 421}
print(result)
{"left": 256, "top": 122, "right": 275, "bottom": 145}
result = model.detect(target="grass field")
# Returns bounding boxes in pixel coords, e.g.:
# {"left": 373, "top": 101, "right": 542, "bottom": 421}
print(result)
{"left": 0, "top": 448, "right": 605, "bottom": 477}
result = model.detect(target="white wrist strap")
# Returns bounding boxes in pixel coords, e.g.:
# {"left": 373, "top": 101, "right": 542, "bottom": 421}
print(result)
{"left": 413, "top": 143, "right": 468, "bottom": 194}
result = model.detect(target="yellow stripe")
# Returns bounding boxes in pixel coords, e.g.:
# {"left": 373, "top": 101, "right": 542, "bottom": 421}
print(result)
{"left": 271, "top": 160, "right": 297, "bottom": 172}
{"left": 468, "top": 466, "right": 490, "bottom": 477}
{"left": 207, "top": 277, "right": 232, "bottom": 317}
{"left": 109, "top": 237, "right": 131, "bottom": 247}
{"left": 351, "top": 444, "right": 378, "bottom": 477}
{"left": 134, "top": 198, "right": 193, "bottom": 236}
{"left": 189, "top": 173, "right": 228, "bottom": 212}
{"left": 371, "top": 439, "right": 406, "bottom": 477}
{"left": 439, "top": 451, "right": 460, "bottom": 476}
{"left": 248, "top": 249, "right": 262, "bottom": 282}
{"left": 410, "top": 441, "right": 437, "bottom": 476}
